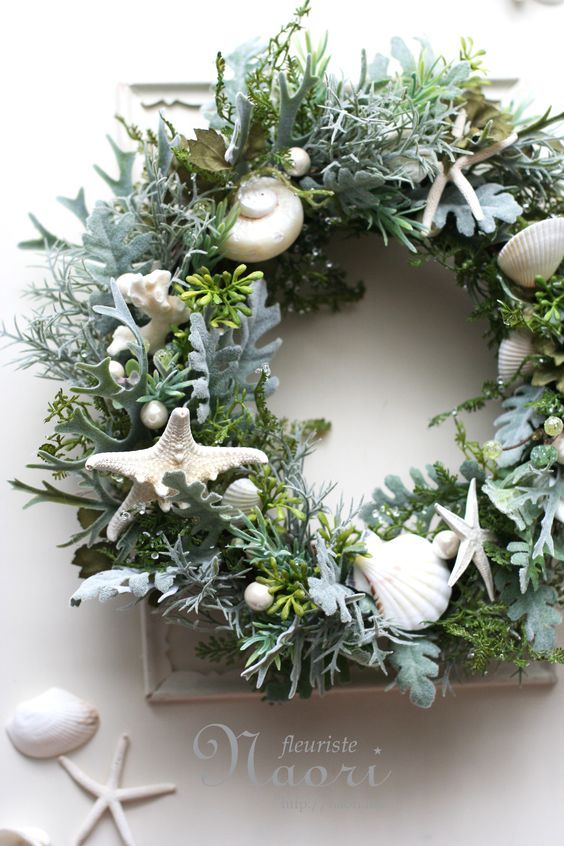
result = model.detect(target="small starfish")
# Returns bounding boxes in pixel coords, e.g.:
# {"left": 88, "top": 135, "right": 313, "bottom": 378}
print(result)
{"left": 422, "top": 110, "right": 518, "bottom": 234}
{"left": 86, "top": 407, "right": 268, "bottom": 540}
{"left": 59, "top": 733, "right": 175, "bottom": 846}
{"left": 435, "top": 477, "right": 495, "bottom": 600}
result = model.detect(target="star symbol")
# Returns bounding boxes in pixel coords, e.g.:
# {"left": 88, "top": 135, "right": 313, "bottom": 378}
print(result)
{"left": 421, "top": 108, "right": 518, "bottom": 234}
{"left": 373, "top": 747, "right": 382, "bottom": 755}
{"left": 435, "top": 477, "right": 495, "bottom": 600}
{"left": 59, "top": 733, "right": 175, "bottom": 846}
{"left": 85, "top": 407, "right": 268, "bottom": 540}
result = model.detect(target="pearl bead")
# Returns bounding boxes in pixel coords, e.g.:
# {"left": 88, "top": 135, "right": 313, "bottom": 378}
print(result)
{"left": 140, "top": 400, "right": 169, "bottom": 430}
{"left": 544, "top": 416, "right": 564, "bottom": 437}
{"left": 244, "top": 582, "right": 274, "bottom": 612}
{"left": 108, "top": 360, "right": 125, "bottom": 381}
{"left": 286, "top": 147, "right": 311, "bottom": 177}
{"left": 432, "top": 530, "right": 460, "bottom": 560}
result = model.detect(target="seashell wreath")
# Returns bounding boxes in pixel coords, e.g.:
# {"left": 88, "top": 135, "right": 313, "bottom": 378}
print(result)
{"left": 6, "top": 15, "right": 564, "bottom": 708}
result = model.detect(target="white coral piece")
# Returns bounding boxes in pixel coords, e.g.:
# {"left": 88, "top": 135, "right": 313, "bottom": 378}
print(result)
{"left": 108, "top": 270, "right": 189, "bottom": 355}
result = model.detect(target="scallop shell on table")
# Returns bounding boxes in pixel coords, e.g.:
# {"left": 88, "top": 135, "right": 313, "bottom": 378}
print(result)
{"left": 5, "top": 687, "right": 99, "bottom": 759}
{"left": 0, "top": 828, "right": 51, "bottom": 846}
{"left": 497, "top": 217, "right": 564, "bottom": 287}
{"left": 222, "top": 478, "right": 261, "bottom": 519}
{"left": 222, "top": 176, "right": 304, "bottom": 263}
{"left": 497, "top": 330, "right": 536, "bottom": 383}
{"left": 353, "top": 531, "right": 452, "bottom": 631}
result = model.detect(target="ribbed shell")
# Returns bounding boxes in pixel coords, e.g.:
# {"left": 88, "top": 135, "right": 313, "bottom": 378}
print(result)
{"left": 497, "top": 217, "right": 564, "bottom": 287}
{"left": 497, "top": 330, "right": 535, "bottom": 383}
{"left": 353, "top": 532, "right": 452, "bottom": 631}
{"left": 222, "top": 478, "right": 261, "bottom": 516}
{"left": 5, "top": 687, "right": 99, "bottom": 759}
{"left": 0, "top": 828, "right": 51, "bottom": 846}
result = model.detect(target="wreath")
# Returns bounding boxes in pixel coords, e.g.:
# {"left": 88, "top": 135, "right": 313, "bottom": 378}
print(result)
{"left": 6, "top": 3, "right": 564, "bottom": 708}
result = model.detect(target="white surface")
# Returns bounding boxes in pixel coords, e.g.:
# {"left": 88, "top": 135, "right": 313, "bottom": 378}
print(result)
{"left": 1, "top": 2, "right": 564, "bottom": 844}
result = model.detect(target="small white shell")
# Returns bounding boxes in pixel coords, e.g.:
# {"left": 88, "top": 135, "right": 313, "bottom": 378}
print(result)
{"left": 0, "top": 828, "right": 51, "bottom": 846}
{"left": 222, "top": 478, "right": 261, "bottom": 518}
{"left": 5, "top": 687, "right": 99, "bottom": 759}
{"left": 286, "top": 147, "right": 311, "bottom": 178}
{"left": 140, "top": 400, "right": 169, "bottom": 430}
{"left": 222, "top": 177, "right": 304, "bottom": 263}
{"left": 244, "top": 582, "right": 274, "bottom": 612}
{"left": 432, "top": 530, "right": 461, "bottom": 560}
{"left": 497, "top": 218, "right": 564, "bottom": 287}
{"left": 353, "top": 531, "right": 452, "bottom": 631}
{"left": 497, "top": 330, "right": 535, "bottom": 383}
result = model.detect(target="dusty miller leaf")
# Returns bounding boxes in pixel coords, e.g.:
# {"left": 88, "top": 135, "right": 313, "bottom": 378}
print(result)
{"left": 93, "top": 136, "right": 136, "bottom": 197}
{"left": 307, "top": 535, "right": 355, "bottom": 623}
{"left": 497, "top": 571, "right": 561, "bottom": 652}
{"left": 389, "top": 640, "right": 440, "bottom": 708}
{"left": 433, "top": 182, "right": 522, "bottom": 237}
{"left": 82, "top": 203, "right": 153, "bottom": 284}
{"left": 494, "top": 385, "right": 543, "bottom": 468}
{"left": 161, "top": 474, "right": 232, "bottom": 545}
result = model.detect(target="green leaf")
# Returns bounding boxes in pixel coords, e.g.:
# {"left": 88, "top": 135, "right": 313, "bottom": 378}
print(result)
{"left": 433, "top": 182, "right": 522, "bottom": 237}
{"left": 72, "top": 543, "right": 114, "bottom": 578}
{"left": 57, "top": 188, "right": 89, "bottom": 224}
{"left": 161, "top": 474, "right": 232, "bottom": 545}
{"left": 187, "top": 128, "right": 229, "bottom": 172}
{"left": 18, "top": 213, "right": 69, "bottom": 250}
{"left": 389, "top": 640, "right": 440, "bottom": 708}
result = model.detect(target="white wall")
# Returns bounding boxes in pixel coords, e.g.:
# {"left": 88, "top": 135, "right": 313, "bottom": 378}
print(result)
{"left": 1, "top": 2, "right": 563, "bottom": 844}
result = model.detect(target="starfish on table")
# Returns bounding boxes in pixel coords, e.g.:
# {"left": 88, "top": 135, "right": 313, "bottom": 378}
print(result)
{"left": 59, "top": 733, "right": 176, "bottom": 846}
{"left": 434, "top": 477, "right": 495, "bottom": 601}
{"left": 86, "top": 407, "right": 268, "bottom": 540}
{"left": 421, "top": 109, "right": 518, "bottom": 234}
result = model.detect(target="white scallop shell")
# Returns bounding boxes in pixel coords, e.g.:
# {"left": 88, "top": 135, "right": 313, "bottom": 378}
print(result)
{"left": 5, "top": 687, "right": 99, "bottom": 759}
{"left": 222, "top": 177, "right": 304, "bottom": 262}
{"left": 497, "top": 330, "right": 535, "bottom": 383}
{"left": 497, "top": 217, "right": 564, "bottom": 287}
{"left": 553, "top": 434, "right": 564, "bottom": 465}
{"left": 222, "top": 478, "right": 261, "bottom": 518}
{"left": 0, "top": 828, "right": 51, "bottom": 846}
{"left": 353, "top": 531, "right": 452, "bottom": 631}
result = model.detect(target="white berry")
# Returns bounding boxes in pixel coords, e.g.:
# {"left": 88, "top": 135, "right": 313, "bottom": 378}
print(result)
{"left": 140, "top": 400, "right": 169, "bottom": 430}
{"left": 244, "top": 582, "right": 274, "bottom": 612}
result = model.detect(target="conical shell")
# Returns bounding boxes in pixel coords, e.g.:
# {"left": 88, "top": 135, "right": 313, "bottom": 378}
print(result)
{"left": 353, "top": 532, "right": 452, "bottom": 631}
{"left": 497, "top": 217, "right": 564, "bottom": 287}
{"left": 222, "top": 479, "right": 261, "bottom": 517}
{"left": 5, "top": 687, "right": 99, "bottom": 759}
{"left": 0, "top": 828, "right": 51, "bottom": 846}
{"left": 497, "top": 330, "right": 535, "bottom": 383}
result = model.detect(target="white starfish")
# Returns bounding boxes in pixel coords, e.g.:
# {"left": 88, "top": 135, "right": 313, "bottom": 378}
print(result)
{"left": 434, "top": 477, "right": 495, "bottom": 600}
{"left": 422, "top": 110, "right": 518, "bottom": 234}
{"left": 59, "top": 733, "right": 175, "bottom": 846}
{"left": 86, "top": 407, "right": 268, "bottom": 540}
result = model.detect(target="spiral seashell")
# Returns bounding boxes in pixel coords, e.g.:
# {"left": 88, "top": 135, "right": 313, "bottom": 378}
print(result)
{"left": 222, "top": 478, "right": 261, "bottom": 520}
{"left": 497, "top": 330, "right": 535, "bottom": 383}
{"left": 5, "top": 687, "right": 99, "bottom": 759}
{"left": 353, "top": 531, "right": 452, "bottom": 631}
{"left": 0, "top": 828, "right": 51, "bottom": 846}
{"left": 222, "top": 177, "right": 304, "bottom": 263}
{"left": 497, "top": 217, "right": 564, "bottom": 287}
